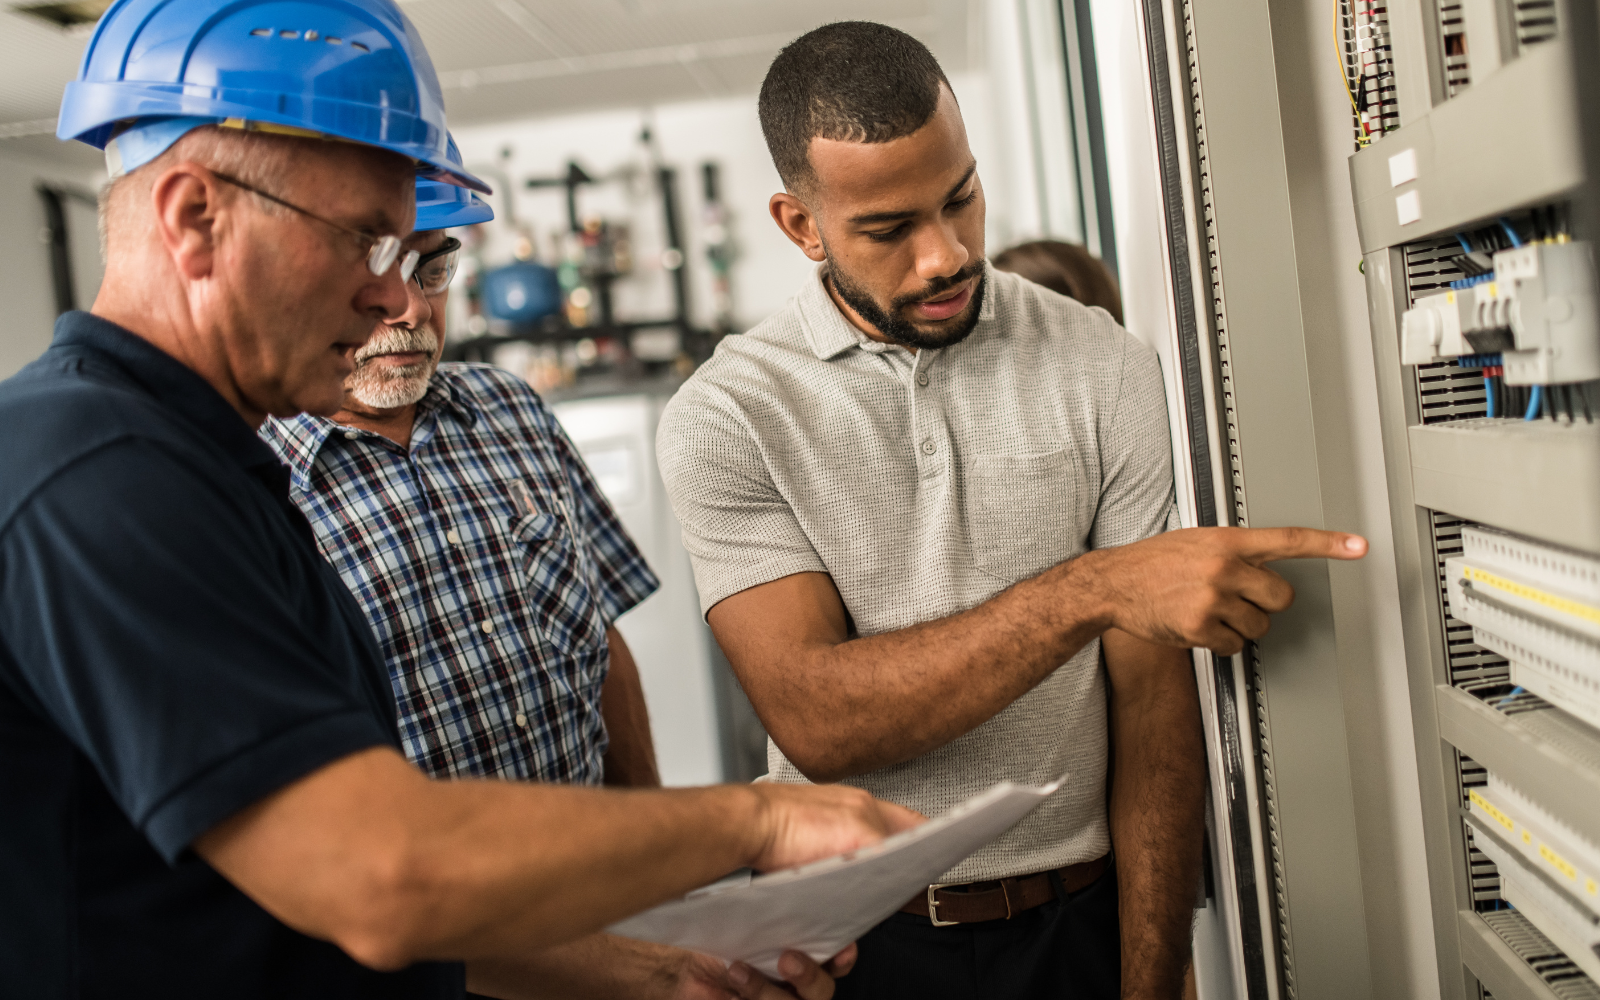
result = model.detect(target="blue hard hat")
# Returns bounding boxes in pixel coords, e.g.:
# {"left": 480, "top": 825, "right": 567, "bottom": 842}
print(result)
{"left": 57, "top": 0, "right": 490, "bottom": 194}
{"left": 416, "top": 135, "right": 493, "bottom": 230}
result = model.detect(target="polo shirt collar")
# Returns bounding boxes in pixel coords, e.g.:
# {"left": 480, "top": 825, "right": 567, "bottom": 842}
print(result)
{"left": 271, "top": 368, "right": 480, "bottom": 493}
{"left": 797, "top": 261, "right": 999, "bottom": 361}
{"left": 52, "top": 311, "right": 281, "bottom": 476}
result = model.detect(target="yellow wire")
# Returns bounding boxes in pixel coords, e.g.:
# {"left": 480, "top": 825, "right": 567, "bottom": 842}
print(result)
{"left": 1335, "top": 0, "right": 1361, "bottom": 114}
{"left": 1335, "top": 0, "right": 1372, "bottom": 146}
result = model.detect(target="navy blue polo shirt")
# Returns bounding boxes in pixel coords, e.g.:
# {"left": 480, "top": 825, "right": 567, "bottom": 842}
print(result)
{"left": 0, "top": 313, "right": 464, "bottom": 998}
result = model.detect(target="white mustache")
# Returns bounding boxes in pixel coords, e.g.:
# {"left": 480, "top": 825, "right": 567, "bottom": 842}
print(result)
{"left": 355, "top": 325, "right": 438, "bottom": 365}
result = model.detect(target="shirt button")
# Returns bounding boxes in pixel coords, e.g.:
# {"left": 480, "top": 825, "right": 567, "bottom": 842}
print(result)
{"left": 480, "top": 620, "right": 494, "bottom": 634}
{"left": 920, "top": 440, "right": 937, "bottom": 456}
{"left": 916, "top": 373, "right": 929, "bottom": 387}
{"left": 343, "top": 429, "right": 359, "bottom": 440}
{"left": 446, "top": 529, "right": 461, "bottom": 546}
{"left": 515, "top": 713, "right": 528, "bottom": 729}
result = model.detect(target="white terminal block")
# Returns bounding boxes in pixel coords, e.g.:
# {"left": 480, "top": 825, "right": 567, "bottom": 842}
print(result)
{"left": 1472, "top": 772, "right": 1600, "bottom": 914}
{"left": 1445, "top": 525, "right": 1600, "bottom": 727}
{"left": 1398, "top": 240, "right": 1600, "bottom": 383}
{"left": 1467, "top": 801, "right": 1600, "bottom": 983}
{"left": 1400, "top": 289, "right": 1468, "bottom": 365}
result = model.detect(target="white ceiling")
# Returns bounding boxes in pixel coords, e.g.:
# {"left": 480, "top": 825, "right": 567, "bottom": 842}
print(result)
{"left": 0, "top": 0, "right": 978, "bottom": 166}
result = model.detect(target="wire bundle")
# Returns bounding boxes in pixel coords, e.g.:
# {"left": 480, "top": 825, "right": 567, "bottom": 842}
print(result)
{"left": 1449, "top": 211, "right": 1571, "bottom": 282}
{"left": 1457, "top": 353, "right": 1597, "bottom": 423}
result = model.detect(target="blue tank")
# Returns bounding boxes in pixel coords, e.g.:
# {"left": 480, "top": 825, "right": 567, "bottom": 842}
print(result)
{"left": 482, "top": 260, "right": 562, "bottom": 325}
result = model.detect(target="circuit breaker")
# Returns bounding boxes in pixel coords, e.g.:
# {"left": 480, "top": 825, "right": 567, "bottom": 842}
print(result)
{"left": 1402, "top": 239, "right": 1600, "bottom": 391}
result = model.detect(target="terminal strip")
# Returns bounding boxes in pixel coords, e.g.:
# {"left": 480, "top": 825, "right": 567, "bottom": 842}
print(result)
{"left": 1446, "top": 525, "right": 1600, "bottom": 728}
{"left": 1466, "top": 771, "right": 1600, "bottom": 981}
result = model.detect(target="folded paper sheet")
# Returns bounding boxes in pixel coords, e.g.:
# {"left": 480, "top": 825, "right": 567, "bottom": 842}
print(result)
{"left": 607, "top": 776, "right": 1063, "bottom": 978}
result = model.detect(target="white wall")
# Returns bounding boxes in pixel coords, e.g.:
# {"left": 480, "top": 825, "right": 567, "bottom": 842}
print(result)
{"left": 0, "top": 149, "right": 103, "bottom": 379}
{"left": 450, "top": 68, "right": 1016, "bottom": 336}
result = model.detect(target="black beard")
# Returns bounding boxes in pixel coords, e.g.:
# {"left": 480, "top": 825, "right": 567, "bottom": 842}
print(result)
{"left": 827, "top": 259, "right": 987, "bottom": 351}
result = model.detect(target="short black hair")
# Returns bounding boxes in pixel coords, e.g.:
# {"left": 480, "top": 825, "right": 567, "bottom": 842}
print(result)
{"left": 758, "top": 21, "right": 951, "bottom": 194}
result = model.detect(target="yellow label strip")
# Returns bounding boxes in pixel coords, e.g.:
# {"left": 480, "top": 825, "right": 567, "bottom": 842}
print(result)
{"left": 1462, "top": 565, "right": 1600, "bottom": 627}
{"left": 1541, "top": 843, "right": 1580, "bottom": 882}
{"left": 1471, "top": 789, "right": 1516, "bottom": 833}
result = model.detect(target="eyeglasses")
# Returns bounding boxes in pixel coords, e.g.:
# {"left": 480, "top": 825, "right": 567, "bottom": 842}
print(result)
{"left": 210, "top": 171, "right": 419, "bottom": 283}
{"left": 411, "top": 236, "right": 462, "bottom": 296}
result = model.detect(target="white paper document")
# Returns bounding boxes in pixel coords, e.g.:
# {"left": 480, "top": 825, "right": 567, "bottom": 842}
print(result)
{"left": 607, "top": 776, "right": 1063, "bottom": 977}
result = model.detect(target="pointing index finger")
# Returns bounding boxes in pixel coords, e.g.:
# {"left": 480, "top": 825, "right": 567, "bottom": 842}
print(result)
{"left": 1232, "top": 526, "right": 1368, "bottom": 566}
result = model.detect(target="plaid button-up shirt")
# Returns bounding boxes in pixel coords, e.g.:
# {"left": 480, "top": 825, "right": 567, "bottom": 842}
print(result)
{"left": 260, "top": 363, "right": 658, "bottom": 784}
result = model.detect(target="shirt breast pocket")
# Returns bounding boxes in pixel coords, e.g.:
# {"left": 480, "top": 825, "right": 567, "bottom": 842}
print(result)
{"left": 507, "top": 511, "right": 606, "bottom": 657}
{"left": 965, "top": 449, "right": 1083, "bottom": 584}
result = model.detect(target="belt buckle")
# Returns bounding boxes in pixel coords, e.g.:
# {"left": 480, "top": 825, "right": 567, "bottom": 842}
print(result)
{"left": 926, "top": 882, "right": 960, "bottom": 927}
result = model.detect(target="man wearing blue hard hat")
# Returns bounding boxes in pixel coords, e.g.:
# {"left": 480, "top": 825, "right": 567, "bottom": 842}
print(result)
{"left": 0, "top": 2, "right": 918, "bottom": 998}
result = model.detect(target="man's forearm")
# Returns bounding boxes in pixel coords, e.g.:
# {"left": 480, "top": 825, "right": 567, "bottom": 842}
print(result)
{"left": 198, "top": 748, "right": 911, "bottom": 973}
{"left": 710, "top": 562, "right": 1115, "bottom": 782}
{"left": 602, "top": 628, "right": 661, "bottom": 787}
{"left": 1104, "top": 634, "right": 1206, "bottom": 1000}
{"left": 198, "top": 749, "right": 764, "bottom": 968}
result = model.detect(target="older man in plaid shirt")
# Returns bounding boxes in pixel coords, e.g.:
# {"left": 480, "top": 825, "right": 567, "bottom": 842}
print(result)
{"left": 258, "top": 180, "right": 664, "bottom": 802}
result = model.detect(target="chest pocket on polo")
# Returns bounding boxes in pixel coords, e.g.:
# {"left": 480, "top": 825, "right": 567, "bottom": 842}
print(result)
{"left": 965, "top": 449, "right": 1082, "bottom": 584}
{"left": 507, "top": 510, "right": 608, "bottom": 658}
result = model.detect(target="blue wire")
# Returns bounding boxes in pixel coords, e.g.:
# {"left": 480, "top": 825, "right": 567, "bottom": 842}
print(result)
{"left": 1525, "top": 385, "right": 1542, "bottom": 421}
{"left": 1485, "top": 377, "right": 1495, "bottom": 418}
{"left": 1451, "top": 272, "right": 1494, "bottom": 290}
{"left": 1496, "top": 686, "right": 1526, "bottom": 708}
{"left": 1498, "top": 218, "right": 1524, "bottom": 248}
{"left": 1456, "top": 233, "right": 1472, "bottom": 253}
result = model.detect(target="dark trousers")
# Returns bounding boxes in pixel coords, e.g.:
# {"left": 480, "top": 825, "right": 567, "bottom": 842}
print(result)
{"left": 834, "top": 861, "right": 1120, "bottom": 1000}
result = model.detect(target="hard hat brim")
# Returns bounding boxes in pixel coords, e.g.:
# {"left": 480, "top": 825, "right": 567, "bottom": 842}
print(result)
{"left": 59, "top": 81, "right": 491, "bottom": 195}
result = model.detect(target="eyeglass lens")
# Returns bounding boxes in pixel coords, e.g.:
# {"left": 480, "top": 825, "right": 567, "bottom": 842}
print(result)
{"left": 367, "top": 235, "right": 403, "bottom": 278}
{"left": 412, "top": 245, "right": 461, "bottom": 295}
{"left": 398, "top": 251, "right": 420, "bottom": 285}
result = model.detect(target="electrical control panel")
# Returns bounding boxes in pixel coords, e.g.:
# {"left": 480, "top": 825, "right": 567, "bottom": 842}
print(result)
{"left": 1347, "top": 0, "right": 1600, "bottom": 994}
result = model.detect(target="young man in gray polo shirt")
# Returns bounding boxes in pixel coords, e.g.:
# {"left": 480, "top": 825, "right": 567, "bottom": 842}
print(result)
{"left": 657, "top": 22, "right": 1366, "bottom": 1000}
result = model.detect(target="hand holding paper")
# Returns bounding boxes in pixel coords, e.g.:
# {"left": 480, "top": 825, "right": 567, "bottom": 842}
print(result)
{"left": 610, "top": 777, "right": 1063, "bottom": 978}
{"left": 745, "top": 782, "right": 925, "bottom": 872}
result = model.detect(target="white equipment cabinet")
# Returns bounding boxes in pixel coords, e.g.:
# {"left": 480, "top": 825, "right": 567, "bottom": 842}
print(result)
{"left": 551, "top": 392, "right": 725, "bottom": 787}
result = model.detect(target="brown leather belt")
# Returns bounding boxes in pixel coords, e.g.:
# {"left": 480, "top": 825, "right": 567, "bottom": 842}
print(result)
{"left": 900, "top": 855, "right": 1109, "bottom": 926}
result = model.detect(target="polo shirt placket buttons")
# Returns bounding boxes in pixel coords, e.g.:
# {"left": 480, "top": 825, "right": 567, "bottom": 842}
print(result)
{"left": 917, "top": 373, "right": 929, "bottom": 387}
{"left": 920, "top": 440, "right": 937, "bottom": 456}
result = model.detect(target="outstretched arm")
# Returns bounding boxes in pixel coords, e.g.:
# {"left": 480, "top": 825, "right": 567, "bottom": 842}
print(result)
{"left": 1102, "top": 629, "right": 1205, "bottom": 1000}
{"left": 708, "top": 526, "right": 1365, "bottom": 783}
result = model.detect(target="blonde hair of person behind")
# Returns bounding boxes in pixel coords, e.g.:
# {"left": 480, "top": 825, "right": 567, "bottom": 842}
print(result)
{"left": 992, "top": 240, "right": 1123, "bottom": 326}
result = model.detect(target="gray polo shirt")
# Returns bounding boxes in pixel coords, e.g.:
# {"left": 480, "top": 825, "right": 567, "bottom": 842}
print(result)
{"left": 657, "top": 263, "right": 1175, "bottom": 882}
